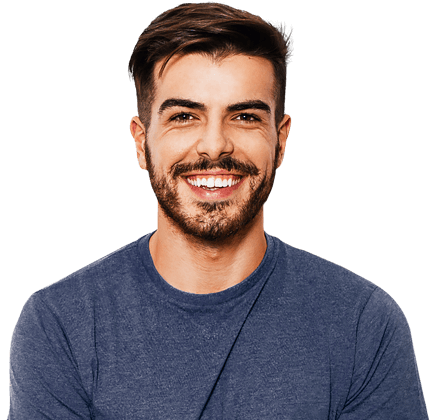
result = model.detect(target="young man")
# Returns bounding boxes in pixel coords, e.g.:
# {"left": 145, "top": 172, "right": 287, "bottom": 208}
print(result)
{"left": 9, "top": 3, "right": 428, "bottom": 419}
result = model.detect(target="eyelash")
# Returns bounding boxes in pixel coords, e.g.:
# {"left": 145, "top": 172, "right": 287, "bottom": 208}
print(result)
{"left": 235, "top": 112, "right": 260, "bottom": 124}
{"left": 169, "top": 112, "right": 195, "bottom": 123}
{"left": 168, "top": 112, "right": 261, "bottom": 124}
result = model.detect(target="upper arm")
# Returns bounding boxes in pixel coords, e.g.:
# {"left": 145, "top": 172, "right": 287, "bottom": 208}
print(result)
{"left": 339, "top": 288, "right": 428, "bottom": 419}
{"left": 9, "top": 293, "right": 93, "bottom": 419}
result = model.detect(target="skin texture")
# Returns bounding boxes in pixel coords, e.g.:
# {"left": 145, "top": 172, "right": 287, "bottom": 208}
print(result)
{"left": 131, "top": 53, "right": 290, "bottom": 293}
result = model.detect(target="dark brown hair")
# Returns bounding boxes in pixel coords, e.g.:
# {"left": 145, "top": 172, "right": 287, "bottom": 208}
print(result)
{"left": 129, "top": 3, "right": 291, "bottom": 129}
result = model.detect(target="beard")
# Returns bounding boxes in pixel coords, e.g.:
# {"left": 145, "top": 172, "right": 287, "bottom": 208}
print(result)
{"left": 144, "top": 141, "right": 279, "bottom": 242}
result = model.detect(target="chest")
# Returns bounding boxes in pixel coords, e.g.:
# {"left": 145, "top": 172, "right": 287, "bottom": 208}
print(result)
{"left": 90, "top": 307, "right": 333, "bottom": 419}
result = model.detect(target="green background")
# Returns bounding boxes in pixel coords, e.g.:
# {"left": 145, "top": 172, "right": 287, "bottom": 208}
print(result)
{"left": 0, "top": 0, "right": 431, "bottom": 418}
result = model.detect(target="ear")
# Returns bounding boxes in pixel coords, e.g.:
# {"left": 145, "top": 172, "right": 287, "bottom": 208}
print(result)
{"left": 276, "top": 115, "right": 291, "bottom": 168}
{"left": 130, "top": 116, "right": 147, "bottom": 170}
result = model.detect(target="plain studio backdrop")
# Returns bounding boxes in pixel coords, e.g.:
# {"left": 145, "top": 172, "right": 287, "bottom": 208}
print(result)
{"left": 1, "top": 0, "right": 429, "bottom": 414}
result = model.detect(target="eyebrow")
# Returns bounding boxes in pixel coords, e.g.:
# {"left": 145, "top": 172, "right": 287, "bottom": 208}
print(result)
{"left": 227, "top": 100, "right": 271, "bottom": 114}
{"left": 158, "top": 98, "right": 272, "bottom": 115}
{"left": 158, "top": 98, "right": 206, "bottom": 114}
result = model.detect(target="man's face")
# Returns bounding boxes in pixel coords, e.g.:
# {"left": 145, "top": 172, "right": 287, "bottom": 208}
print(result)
{"left": 134, "top": 53, "right": 290, "bottom": 241}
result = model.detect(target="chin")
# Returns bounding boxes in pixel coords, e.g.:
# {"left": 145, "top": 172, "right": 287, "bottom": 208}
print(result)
{"left": 159, "top": 174, "right": 272, "bottom": 242}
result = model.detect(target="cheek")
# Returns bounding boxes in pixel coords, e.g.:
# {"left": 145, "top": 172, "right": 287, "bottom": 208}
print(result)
{"left": 233, "top": 132, "right": 277, "bottom": 167}
{"left": 146, "top": 118, "right": 197, "bottom": 167}
{"left": 152, "top": 136, "right": 195, "bottom": 170}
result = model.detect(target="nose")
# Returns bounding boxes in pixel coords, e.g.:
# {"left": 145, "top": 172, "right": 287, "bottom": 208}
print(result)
{"left": 196, "top": 120, "right": 234, "bottom": 161}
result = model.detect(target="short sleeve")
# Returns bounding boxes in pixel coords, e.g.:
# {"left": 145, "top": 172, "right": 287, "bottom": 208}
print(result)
{"left": 339, "top": 287, "right": 428, "bottom": 419}
{"left": 9, "top": 293, "right": 93, "bottom": 419}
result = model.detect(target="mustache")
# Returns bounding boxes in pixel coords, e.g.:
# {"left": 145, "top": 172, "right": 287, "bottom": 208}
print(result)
{"left": 170, "top": 156, "right": 260, "bottom": 178}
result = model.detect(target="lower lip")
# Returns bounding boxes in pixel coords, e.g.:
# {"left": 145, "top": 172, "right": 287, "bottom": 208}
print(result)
{"left": 184, "top": 178, "right": 244, "bottom": 200}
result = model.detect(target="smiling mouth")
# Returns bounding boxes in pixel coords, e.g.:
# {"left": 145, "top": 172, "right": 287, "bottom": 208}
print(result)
{"left": 183, "top": 172, "right": 245, "bottom": 201}
{"left": 185, "top": 174, "right": 242, "bottom": 190}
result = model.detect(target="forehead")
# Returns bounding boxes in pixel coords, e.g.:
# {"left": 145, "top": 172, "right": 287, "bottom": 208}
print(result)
{"left": 152, "top": 53, "right": 276, "bottom": 111}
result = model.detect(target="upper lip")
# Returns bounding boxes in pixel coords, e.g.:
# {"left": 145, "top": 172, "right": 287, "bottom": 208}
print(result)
{"left": 183, "top": 170, "right": 242, "bottom": 177}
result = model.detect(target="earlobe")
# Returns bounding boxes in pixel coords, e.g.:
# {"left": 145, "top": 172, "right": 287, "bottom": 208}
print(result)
{"left": 130, "top": 116, "right": 147, "bottom": 170}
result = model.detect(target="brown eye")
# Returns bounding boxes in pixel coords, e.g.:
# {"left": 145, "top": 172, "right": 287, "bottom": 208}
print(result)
{"left": 171, "top": 113, "right": 194, "bottom": 123}
{"left": 235, "top": 113, "right": 260, "bottom": 122}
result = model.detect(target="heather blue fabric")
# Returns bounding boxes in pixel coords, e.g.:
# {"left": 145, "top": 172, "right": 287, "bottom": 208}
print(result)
{"left": 9, "top": 233, "right": 428, "bottom": 419}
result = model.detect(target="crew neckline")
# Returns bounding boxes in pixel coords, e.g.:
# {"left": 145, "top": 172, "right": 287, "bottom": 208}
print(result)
{"left": 137, "top": 232, "right": 279, "bottom": 307}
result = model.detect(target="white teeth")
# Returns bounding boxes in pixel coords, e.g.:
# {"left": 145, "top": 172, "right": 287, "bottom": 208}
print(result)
{"left": 187, "top": 176, "right": 241, "bottom": 188}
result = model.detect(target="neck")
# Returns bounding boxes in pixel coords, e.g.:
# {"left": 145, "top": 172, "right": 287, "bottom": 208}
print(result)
{"left": 149, "top": 207, "right": 267, "bottom": 294}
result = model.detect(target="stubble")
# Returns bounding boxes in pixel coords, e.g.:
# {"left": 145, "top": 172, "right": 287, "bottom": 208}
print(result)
{"left": 144, "top": 139, "right": 279, "bottom": 241}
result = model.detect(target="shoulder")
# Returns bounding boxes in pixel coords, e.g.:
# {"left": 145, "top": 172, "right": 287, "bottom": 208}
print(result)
{"left": 271, "top": 236, "right": 376, "bottom": 301}
{"left": 35, "top": 236, "right": 146, "bottom": 304}
{"left": 17, "top": 235, "right": 151, "bottom": 333}
{"left": 267, "top": 235, "right": 406, "bottom": 333}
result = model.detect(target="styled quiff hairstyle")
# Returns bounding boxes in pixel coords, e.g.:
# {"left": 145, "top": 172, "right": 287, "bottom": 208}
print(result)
{"left": 129, "top": 3, "right": 291, "bottom": 129}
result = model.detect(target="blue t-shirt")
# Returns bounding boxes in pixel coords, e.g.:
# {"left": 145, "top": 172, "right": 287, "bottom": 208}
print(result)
{"left": 9, "top": 233, "right": 428, "bottom": 419}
